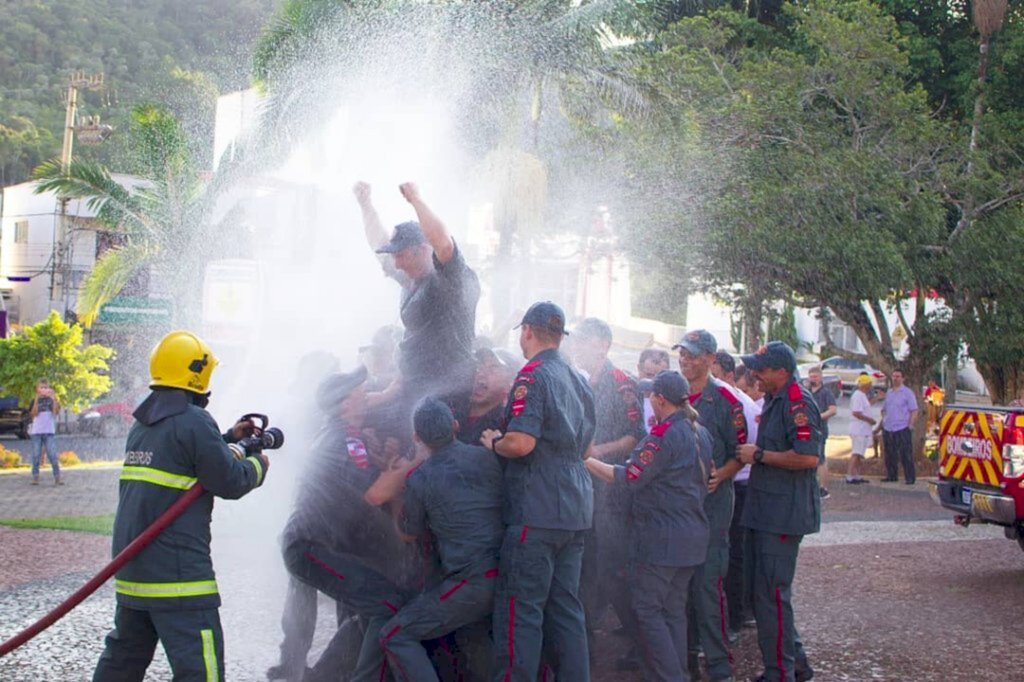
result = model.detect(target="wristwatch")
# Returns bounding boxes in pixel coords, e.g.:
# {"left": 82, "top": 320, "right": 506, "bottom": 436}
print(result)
{"left": 753, "top": 448, "right": 765, "bottom": 464}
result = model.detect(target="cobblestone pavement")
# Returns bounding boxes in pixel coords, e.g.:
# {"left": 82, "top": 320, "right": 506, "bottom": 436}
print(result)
{"left": 1, "top": 470, "right": 1021, "bottom": 681}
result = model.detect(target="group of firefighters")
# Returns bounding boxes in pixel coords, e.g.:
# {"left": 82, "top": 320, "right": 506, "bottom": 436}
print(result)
{"left": 91, "top": 183, "right": 825, "bottom": 682}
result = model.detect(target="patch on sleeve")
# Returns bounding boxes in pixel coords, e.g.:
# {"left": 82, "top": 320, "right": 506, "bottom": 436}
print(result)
{"left": 511, "top": 399, "right": 526, "bottom": 416}
{"left": 787, "top": 382, "right": 804, "bottom": 402}
{"left": 796, "top": 426, "right": 812, "bottom": 441}
{"left": 638, "top": 449, "right": 654, "bottom": 465}
{"left": 513, "top": 385, "right": 528, "bottom": 401}
{"left": 788, "top": 402, "right": 808, "bottom": 413}
{"left": 520, "top": 359, "right": 543, "bottom": 374}
{"left": 793, "top": 412, "right": 809, "bottom": 427}
{"left": 626, "top": 463, "right": 643, "bottom": 480}
{"left": 346, "top": 438, "right": 369, "bottom": 469}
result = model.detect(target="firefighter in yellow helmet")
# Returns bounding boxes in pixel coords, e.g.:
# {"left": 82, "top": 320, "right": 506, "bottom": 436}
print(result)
{"left": 93, "top": 330, "right": 269, "bottom": 682}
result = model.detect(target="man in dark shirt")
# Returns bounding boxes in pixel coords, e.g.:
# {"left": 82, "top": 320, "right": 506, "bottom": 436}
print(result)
{"left": 458, "top": 347, "right": 518, "bottom": 447}
{"left": 737, "top": 342, "right": 822, "bottom": 682}
{"left": 281, "top": 368, "right": 424, "bottom": 682}
{"left": 570, "top": 317, "right": 645, "bottom": 656}
{"left": 481, "top": 301, "right": 596, "bottom": 682}
{"left": 379, "top": 398, "right": 505, "bottom": 681}
{"left": 676, "top": 330, "right": 747, "bottom": 682}
{"left": 587, "top": 370, "right": 711, "bottom": 681}
{"left": 354, "top": 181, "right": 481, "bottom": 406}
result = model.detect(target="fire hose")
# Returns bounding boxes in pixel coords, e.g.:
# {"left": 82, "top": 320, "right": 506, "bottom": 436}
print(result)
{"left": 0, "top": 415, "right": 283, "bottom": 658}
{"left": 0, "top": 483, "right": 207, "bottom": 658}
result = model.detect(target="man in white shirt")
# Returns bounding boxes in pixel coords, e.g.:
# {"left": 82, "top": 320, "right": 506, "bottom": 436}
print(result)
{"left": 847, "top": 374, "right": 877, "bottom": 484}
{"left": 712, "top": 357, "right": 763, "bottom": 639}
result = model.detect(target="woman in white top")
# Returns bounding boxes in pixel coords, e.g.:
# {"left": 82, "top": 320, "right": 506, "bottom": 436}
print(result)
{"left": 847, "top": 374, "right": 877, "bottom": 483}
{"left": 29, "top": 379, "right": 61, "bottom": 485}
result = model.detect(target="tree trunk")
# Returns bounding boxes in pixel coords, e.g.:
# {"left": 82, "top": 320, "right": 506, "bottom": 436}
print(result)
{"left": 742, "top": 289, "right": 764, "bottom": 352}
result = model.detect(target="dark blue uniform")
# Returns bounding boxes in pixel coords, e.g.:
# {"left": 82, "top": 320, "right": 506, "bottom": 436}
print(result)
{"left": 611, "top": 411, "right": 710, "bottom": 681}
{"left": 281, "top": 422, "right": 414, "bottom": 682}
{"left": 581, "top": 362, "right": 645, "bottom": 636}
{"left": 93, "top": 390, "right": 265, "bottom": 682}
{"left": 688, "top": 377, "right": 747, "bottom": 680}
{"left": 741, "top": 380, "right": 822, "bottom": 682}
{"left": 380, "top": 439, "right": 505, "bottom": 681}
{"left": 492, "top": 348, "right": 596, "bottom": 682}
{"left": 457, "top": 403, "right": 506, "bottom": 448}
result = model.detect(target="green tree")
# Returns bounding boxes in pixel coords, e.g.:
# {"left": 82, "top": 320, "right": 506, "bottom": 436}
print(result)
{"left": 32, "top": 104, "right": 213, "bottom": 327}
{"left": 0, "top": 311, "right": 113, "bottom": 410}
{"left": 615, "top": 2, "right": 955, "bottom": 455}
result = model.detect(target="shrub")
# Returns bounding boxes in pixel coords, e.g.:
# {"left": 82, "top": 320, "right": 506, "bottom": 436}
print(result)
{"left": 0, "top": 446, "right": 22, "bottom": 469}
{"left": 58, "top": 451, "right": 81, "bottom": 466}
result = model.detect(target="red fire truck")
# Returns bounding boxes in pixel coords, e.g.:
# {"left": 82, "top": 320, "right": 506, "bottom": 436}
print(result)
{"left": 929, "top": 405, "right": 1024, "bottom": 552}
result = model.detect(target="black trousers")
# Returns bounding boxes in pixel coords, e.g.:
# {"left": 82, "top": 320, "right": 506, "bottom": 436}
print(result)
{"left": 93, "top": 605, "right": 223, "bottom": 682}
{"left": 883, "top": 428, "right": 915, "bottom": 483}
{"left": 725, "top": 482, "right": 753, "bottom": 631}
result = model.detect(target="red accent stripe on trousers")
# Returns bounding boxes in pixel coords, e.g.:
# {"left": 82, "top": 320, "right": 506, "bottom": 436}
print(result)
{"left": 775, "top": 586, "right": 786, "bottom": 679}
{"left": 504, "top": 596, "right": 516, "bottom": 682}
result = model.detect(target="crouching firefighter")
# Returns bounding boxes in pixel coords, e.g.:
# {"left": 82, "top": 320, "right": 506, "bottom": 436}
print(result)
{"left": 93, "top": 330, "right": 270, "bottom": 682}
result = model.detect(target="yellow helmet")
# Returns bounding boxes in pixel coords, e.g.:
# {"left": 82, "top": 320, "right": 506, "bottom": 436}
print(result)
{"left": 149, "top": 330, "right": 219, "bottom": 394}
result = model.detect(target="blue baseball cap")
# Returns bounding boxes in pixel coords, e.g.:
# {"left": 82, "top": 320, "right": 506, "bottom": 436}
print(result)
{"left": 413, "top": 397, "right": 456, "bottom": 448}
{"left": 673, "top": 329, "right": 718, "bottom": 355}
{"left": 740, "top": 341, "right": 797, "bottom": 374}
{"left": 517, "top": 301, "right": 568, "bottom": 336}
{"left": 638, "top": 370, "right": 690, "bottom": 405}
{"left": 376, "top": 221, "right": 426, "bottom": 254}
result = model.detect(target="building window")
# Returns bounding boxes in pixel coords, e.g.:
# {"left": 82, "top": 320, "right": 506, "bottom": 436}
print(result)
{"left": 14, "top": 220, "right": 29, "bottom": 244}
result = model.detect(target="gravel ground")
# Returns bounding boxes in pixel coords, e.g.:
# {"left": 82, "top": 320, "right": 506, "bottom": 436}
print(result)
{"left": 2, "top": 470, "right": 1022, "bottom": 681}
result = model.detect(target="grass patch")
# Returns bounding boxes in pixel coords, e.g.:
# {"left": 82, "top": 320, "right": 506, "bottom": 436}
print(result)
{"left": 0, "top": 514, "right": 115, "bottom": 535}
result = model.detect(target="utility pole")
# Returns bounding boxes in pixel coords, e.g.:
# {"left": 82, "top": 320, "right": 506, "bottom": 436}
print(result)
{"left": 50, "top": 72, "right": 109, "bottom": 313}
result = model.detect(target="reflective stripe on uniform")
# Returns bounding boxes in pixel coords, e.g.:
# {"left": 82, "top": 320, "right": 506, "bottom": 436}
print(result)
{"left": 201, "top": 628, "right": 219, "bottom": 682}
{"left": 114, "top": 578, "right": 218, "bottom": 599}
{"left": 246, "top": 455, "right": 263, "bottom": 485}
{"left": 120, "top": 466, "right": 197, "bottom": 490}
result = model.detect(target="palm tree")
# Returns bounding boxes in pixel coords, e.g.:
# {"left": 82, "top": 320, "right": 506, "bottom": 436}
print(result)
{"left": 32, "top": 104, "right": 208, "bottom": 327}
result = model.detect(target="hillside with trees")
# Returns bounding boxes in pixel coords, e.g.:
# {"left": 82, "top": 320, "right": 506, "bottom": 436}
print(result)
{"left": 0, "top": 0, "right": 279, "bottom": 185}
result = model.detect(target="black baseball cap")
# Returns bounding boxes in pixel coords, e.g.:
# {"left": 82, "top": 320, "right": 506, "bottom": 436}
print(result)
{"left": 517, "top": 301, "right": 568, "bottom": 336}
{"left": 673, "top": 329, "right": 718, "bottom": 355}
{"left": 316, "top": 366, "right": 369, "bottom": 414}
{"left": 413, "top": 397, "right": 456, "bottom": 448}
{"left": 638, "top": 370, "right": 690, "bottom": 405}
{"left": 375, "top": 221, "right": 426, "bottom": 254}
{"left": 740, "top": 341, "right": 797, "bottom": 374}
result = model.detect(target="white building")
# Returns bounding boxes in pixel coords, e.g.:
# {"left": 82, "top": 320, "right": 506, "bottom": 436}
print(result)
{"left": 0, "top": 175, "right": 146, "bottom": 329}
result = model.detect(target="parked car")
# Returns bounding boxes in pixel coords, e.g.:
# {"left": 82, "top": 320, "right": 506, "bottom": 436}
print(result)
{"left": 798, "top": 356, "right": 888, "bottom": 394}
{"left": 0, "top": 395, "right": 31, "bottom": 439}
{"left": 798, "top": 374, "right": 842, "bottom": 399}
{"left": 78, "top": 399, "right": 134, "bottom": 438}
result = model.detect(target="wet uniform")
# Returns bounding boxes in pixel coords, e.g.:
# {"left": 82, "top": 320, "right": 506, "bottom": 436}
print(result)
{"left": 380, "top": 440, "right": 505, "bottom": 681}
{"left": 492, "top": 348, "right": 596, "bottom": 682}
{"left": 281, "top": 421, "right": 414, "bottom": 682}
{"left": 393, "top": 242, "right": 480, "bottom": 406}
{"left": 93, "top": 390, "right": 266, "bottom": 682}
{"left": 581, "top": 362, "right": 645, "bottom": 634}
{"left": 458, "top": 403, "right": 506, "bottom": 448}
{"left": 687, "top": 377, "right": 747, "bottom": 680}
{"left": 613, "top": 411, "right": 711, "bottom": 681}
{"left": 741, "top": 380, "right": 822, "bottom": 682}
